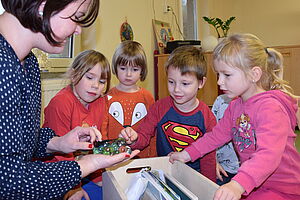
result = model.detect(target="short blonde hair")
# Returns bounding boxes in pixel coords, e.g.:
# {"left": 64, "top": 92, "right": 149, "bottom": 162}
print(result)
{"left": 112, "top": 40, "right": 147, "bottom": 81}
{"left": 66, "top": 50, "right": 111, "bottom": 94}
{"left": 213, "top": 33, "right": 297, "bottom": 98}
{"left": 165, "top": 46, "right": 207, "bottom": 81}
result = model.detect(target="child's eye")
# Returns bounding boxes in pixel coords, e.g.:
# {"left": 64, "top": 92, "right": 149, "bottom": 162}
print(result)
{"left": 182, "top": 82, "right": 190, "bottom": 86}
{"left": 99, "top": 79, "right": 106, "bottom": 84}
{"left": 133, "top": 67, "right": 141, "bottom": 72}
{"left": 86, "top": 75, "right": 93, "bottom": 80}
{"left": 225, "top": 73, "right": 231, "bottom": 77}
{"left": 119, "top": 67, "right": 126, "bottom": 71}
{"left": 168, "top": 80, "right": 174, "bottom": 84}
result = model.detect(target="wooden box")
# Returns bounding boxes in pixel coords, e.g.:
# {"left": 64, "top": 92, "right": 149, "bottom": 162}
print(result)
{"left": 102, "top": 157, "right": 218, "bottom": 200}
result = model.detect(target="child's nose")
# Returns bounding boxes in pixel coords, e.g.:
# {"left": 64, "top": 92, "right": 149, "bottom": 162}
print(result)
{"left": 174, "top": 84, "right": 180, "bottom": 92}
{"left": 217, "top": 77, "right": 224, "bottom": 86}
{"left": 126, "top": 69, "right": 132, "bottom": 76}
{"left": 92, "top": 81, "right": 100, "bottom": 88}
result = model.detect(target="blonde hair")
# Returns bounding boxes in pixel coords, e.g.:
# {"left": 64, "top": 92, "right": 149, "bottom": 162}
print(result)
{"left": 112, "top": 40, "right": 147, "bottom": 81}
{"left": 66, "top": 50, "right": 111, "bottom": 94}
{"left": 213, "top": 33, "right": 297, "bottom": 98}
{"left": 165, "top": 46, "right": 207, "bottom": 81}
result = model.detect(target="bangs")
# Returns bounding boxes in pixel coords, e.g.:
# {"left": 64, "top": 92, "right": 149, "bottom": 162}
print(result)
{"left": 213, "top": 39, "right": 249, "bottom": 71}
{"left": 116, "top": 54, "right": 145, "bottom": 68}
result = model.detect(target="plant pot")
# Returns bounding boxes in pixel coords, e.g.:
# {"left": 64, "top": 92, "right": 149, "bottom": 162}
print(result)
{"left": 202, "top": 35, "right": 218, "bottom": 52}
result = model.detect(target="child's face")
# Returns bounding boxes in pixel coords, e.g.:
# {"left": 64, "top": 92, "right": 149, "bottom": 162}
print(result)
{"left": 167, "top": 66, "right": 204, "bottom": 109}
{"left": 214, "top": 60, "right": 254, "bottom": 101}
{"left": 73, "top": 63, "right": 106, "bottom": 105}
{"left": 116, "top": 64, "right": 141, "bottom": 87}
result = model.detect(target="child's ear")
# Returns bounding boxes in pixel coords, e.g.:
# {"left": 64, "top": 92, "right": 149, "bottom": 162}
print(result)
{"left": 198, "top": 77, "right": 207, "bottom": 89}
{"left": 251, "top": 66, "right": 262, "bottom": 82}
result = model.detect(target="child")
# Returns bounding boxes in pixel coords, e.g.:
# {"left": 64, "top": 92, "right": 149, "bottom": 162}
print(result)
{"left": 212, "top": 94, "right": 239, "bottom": 185}
{"left": 120, "top": 45, "right": 217, "bottom": 182}
{"left": 101, "top": 40, "right": 156, "bottom": 158}
{"left": 169, "top": 33, "right": 300, "bottom": 200}
{"left": 43, "top": 50, "right": 111, "bottom": 200}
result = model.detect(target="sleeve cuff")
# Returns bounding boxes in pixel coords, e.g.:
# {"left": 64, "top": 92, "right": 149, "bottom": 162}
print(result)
{"left": 232, "top": 171, "right": 256, "bottom": 195}
{"left": 36, "top": 128, "right": 56, "bottom": 158}
{"left": 185, "top": 144, "right": 201, "bottom": 162}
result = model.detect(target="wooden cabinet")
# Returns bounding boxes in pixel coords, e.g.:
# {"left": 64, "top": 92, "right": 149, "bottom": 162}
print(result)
{"left": 154, "top": 53, "right": 218, "bottom": 106}
{"left": 273, "top": 45, "right": 300, "bottom": 96}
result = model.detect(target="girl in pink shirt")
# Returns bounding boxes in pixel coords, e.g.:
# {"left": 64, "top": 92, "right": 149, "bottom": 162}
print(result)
{"left": 169, "top": 33, "right": 300, "bottom": 200}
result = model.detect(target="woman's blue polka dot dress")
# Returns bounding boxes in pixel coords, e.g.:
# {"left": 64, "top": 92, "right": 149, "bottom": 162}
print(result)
{"left": 0, "top": 35, "right": 81, "bottom": 199}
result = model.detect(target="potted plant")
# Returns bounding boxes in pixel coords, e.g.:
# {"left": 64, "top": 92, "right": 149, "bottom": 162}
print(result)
{"left": 203, "top": 16, "right": 236, "bottom": 38}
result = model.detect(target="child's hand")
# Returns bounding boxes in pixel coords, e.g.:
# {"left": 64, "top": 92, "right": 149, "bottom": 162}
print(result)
{"left": 213, "top": 180, "right": 245, "bottom": 200}
{"left": 216, "top": 162, "right": 228, "bottom": 181}
{"left": 168, "top": 150, "right": 191, "bottom": 164}
{"left": 119, "top": 127, "right": 138, "bottom": 145}
{"left": 65, "top": 188, "right": 90, "bottom": 200}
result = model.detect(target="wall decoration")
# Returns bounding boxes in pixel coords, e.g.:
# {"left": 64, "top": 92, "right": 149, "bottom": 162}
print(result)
{"left": 120, "top": 18, "right": 134, "bottom": 41}
{"left": 152, "top": 19, "right": 174, "bottom": 54}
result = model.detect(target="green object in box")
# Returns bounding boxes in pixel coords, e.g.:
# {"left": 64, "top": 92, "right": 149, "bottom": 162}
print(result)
{"left": 93, "top": 138, "right": 132, "bottom": 155}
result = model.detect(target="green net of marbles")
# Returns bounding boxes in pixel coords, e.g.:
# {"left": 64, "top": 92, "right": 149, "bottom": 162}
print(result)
{"left": 93, "top": 138, "right": 132, "bottom": 155}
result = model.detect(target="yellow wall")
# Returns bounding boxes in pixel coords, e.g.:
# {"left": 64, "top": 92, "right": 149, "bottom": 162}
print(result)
{"left": 198, "top": 0, "right": 300, "bottom": 46}
{"left": 81, "top": 0, "right": 300, "bottom": 95}
{"left": 81, "top": 0, "right": 182, "bottom": 95}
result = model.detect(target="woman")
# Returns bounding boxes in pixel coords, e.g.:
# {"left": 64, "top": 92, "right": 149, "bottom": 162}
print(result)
{"left": 0, "top": 0, "right": 138, "bottom": 199}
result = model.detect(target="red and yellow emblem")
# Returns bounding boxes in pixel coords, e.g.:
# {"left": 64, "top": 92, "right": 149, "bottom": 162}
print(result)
{"left": 162, "top": 121, "right": 203, "bottom": 152}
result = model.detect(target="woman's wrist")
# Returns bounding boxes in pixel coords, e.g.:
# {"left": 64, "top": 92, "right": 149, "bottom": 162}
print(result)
{"left": 46, "top": 136, "right": 61, "bottom": 153}
{"left": 76, "top": 156, "right": 99, "bottom": 178}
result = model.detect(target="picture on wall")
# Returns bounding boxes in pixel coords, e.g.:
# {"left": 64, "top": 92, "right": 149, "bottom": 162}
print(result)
{"left": 152, "top": 19, "right": 174, "bottom": 54}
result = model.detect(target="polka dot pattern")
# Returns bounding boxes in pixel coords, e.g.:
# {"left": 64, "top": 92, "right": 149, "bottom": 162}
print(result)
{"left": 0, "top": 35, "right": 81, "bottom": 199}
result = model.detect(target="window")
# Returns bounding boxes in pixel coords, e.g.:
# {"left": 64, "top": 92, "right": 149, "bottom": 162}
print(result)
{"left": 33, "top": 35, "right": 81, "bottom": 72}
{"left": 182, "top": 0, "right": 198, "bottom": 40}
{"left": 0, "top": 3, "right": 4, "bottom": 14}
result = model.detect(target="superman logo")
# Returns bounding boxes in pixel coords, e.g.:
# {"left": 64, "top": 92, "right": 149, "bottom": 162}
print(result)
{"left": 162, "top": 121, "right": 203, "bottom": 152}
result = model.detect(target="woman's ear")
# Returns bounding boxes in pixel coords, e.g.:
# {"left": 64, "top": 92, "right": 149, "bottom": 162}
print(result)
{"left": 251, "top": 66, "right": 262, "bottom": 83}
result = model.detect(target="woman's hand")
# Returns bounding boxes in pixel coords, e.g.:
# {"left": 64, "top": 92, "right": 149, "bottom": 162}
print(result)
{"left": 47, "top": 126, "right": 102, "bottom": 154}
{"left": 119, "top": 127, "right": 138, "bottom": 145}
{"left": 213, "top": 180, "right": 245, "bottom": 200}
{"left": 168, "top": 150, "right": 191, "bottom": 164}
{"left": 76, "top": 150, "right": 140, "bottom": 178}
{"left": 216, "top": 162, "right": 228, "bottom": 182}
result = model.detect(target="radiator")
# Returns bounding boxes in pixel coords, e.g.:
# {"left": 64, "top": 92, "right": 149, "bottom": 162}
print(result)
{"left": 41, "top": 78, "right": 69, "bottom": 125}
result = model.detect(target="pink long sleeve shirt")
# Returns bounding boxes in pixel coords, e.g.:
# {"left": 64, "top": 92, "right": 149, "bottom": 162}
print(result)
{"left": 185, "top": 90, "right": 300, "bottom": 196}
